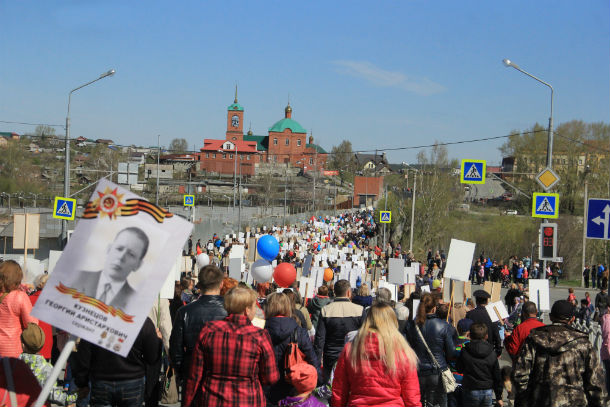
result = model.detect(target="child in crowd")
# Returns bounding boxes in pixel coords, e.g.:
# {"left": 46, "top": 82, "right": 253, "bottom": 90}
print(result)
{"left": 19, "top": 323, "right": 78, "bottom": 406}
{"left": 457, "top": 322, "right": 503, "bottom": 407}
{"left": 278, "top": 363, "right": 325, "bottom": 407}
{"left": 577, "top": 298, "right": 592, "bottom": 324}
{"left": 448, "top": 318, "right": 473, "bottom": 407}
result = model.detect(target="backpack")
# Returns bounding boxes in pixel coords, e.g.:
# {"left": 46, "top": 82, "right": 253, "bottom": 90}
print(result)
{"left": 283, "top": 328, "right": 306, "bottom": 381}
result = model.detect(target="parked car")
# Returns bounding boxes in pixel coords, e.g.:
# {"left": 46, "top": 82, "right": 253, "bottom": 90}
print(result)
{"left": 503, "top": 209, "right": 518, "bottom": 215}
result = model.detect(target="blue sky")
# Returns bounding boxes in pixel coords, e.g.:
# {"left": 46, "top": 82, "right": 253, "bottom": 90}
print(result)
{"left": 1, "top": 1, "right": 608, "bottom": 165}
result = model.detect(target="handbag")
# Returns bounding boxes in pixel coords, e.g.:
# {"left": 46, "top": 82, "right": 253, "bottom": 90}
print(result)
{"left": 159, "top": 366, "right": 178, "bottom": 405}
{"left": 283, "top": 328, "right": 306, "bottom": 381}
{"left": 415, "top": 325, "right": 457, "bottom": 393}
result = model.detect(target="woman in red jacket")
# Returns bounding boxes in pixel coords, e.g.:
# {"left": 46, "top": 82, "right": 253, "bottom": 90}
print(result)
{"left": 332, "top": 303, "right": 421, "bottom": 407}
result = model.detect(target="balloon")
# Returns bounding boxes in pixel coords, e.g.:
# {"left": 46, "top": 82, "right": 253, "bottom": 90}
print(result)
{"left": 313, "top": 242, "right": 319, "bottom": 249}
{"left": 196, "top": 253, "right": 209, "bottom": 268}
{"left": 215, "top": 239, "right": 222, "bottom": 248}
{"left": 273, "top": 262, "right": 296, "bottom": 288}
{"left": 196, "top": 246, "right": 203, "bottom": 255}
{"left": 251, "top": 259, "right": 273, "bottom": 283}
{"left": 324, "top": 268, "right": 334, "bottom": 282}
{"left": 257, "top": 235, "right": 279, "bottom": 262}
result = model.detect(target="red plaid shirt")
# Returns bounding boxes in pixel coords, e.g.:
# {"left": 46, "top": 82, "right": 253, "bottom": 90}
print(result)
{"left": 184, "top": 314, "right": 279, "bottom": 407}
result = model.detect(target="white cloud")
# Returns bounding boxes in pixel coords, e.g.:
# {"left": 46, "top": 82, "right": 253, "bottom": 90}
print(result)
{"left": 332, "top": 60, "right": 445, "bottom": 96}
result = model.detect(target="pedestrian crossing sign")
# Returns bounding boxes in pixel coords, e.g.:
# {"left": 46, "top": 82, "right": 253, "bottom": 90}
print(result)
{"left": 380, "top": 211, "right": 391, "bottom": 223}
{"left": 53, "top": 196, "right": 76, "bottom": 220}
{"left": 460, "top": 159, "right": 486, "bottom": 184}
{"left": 532, "top": 192, "right": 559, "bottom": 219}
{"left": 183, "top": 195, "right": 195, "bottom": 206}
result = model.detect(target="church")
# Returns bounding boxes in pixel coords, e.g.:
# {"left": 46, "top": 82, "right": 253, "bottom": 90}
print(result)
{"left": 198, "top": 91, "right": 327, "bottom": 177}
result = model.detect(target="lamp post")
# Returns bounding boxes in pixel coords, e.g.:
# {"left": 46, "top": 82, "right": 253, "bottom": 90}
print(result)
{"left": 233, "top": 145, "right": 238, "bottom": 211}
{"left": 63, "top": 69, "right": 115, "bottom": 244}
{"left": 403, "top": 162, "right": 418, "bottom": 252}
{"left": 503, "top": 59, "right": 554, "bottom": 170}
{"left": 503, "top": 58, "right": 554, "bottom": 278}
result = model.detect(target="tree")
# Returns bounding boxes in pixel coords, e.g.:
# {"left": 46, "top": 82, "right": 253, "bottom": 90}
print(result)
{"left": 34, "top": 125, "right": 56, "bottom": 139}
{"left": 328, "top": 140, "right": 357, "bottom": 183}
{"left": 169, "top": 138, "right": 188, "bottom": 153}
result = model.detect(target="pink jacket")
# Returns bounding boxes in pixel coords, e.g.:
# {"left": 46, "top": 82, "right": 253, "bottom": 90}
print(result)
{"left": 0, "top": 290, "right": 38, "bottom": 357}
{"left": 331, "top": 333, "right": 421, "bottom": 407}
{"left": 601, "top": 313, "right": 610, "bottom": 361}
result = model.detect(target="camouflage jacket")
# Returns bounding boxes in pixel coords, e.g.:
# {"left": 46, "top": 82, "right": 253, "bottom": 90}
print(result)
{"left": 512, "top": 323, "right": 607, "bottom": 407}
{"left": 19, "top": 353, "right": 78, "bottom": 406}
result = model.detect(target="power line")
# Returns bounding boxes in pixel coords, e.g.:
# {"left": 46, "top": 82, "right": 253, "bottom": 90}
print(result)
{"left": 0, "top": 120, "right": 65, "bottom": 128}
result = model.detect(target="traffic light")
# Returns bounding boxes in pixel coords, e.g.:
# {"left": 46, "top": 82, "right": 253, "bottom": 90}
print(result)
{"left": 539, "top": 223, "right": 558, "bottom": 260}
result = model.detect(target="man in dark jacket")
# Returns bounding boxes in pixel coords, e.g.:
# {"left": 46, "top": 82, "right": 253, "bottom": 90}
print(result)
{"left": 74, "top": 317, "right": 162, "bottom": 407}
{"left": 313, "top": 279, "right": 363, "bottom": 383}
{"left": 513, "top": 300, "right": 607, "bottom": 407}
{"left": 466, "top": 290, "right": 502, "bottom": 357}
{"left": 457, "top": 322, "right": 503, "bottom": 406}
{"left": 169, "top": 265, "right": 227, "bottom": 382}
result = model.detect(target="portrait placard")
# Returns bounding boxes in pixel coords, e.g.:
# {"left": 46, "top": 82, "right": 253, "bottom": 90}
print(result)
{"left": 32, "top": 179, "right": 192, "bottom": 357}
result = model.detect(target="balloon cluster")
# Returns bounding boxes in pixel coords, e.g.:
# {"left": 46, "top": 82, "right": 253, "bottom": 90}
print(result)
{"left": 252, "top": 234, "right": 296, "bottom": 287}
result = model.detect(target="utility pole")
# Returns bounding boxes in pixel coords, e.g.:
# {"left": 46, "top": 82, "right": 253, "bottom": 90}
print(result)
{"left": 409, "top": 170, "right": 417, "bottom": 252}
{"left": 283, "top": 166, "right": 287, "bottom": 227}
{"left": 156, "top": 135, "right": 160, "bottom": 206}
{"left": 581, "top": 179, "right": 589, "bottom": 287}
{"left": 312, "top": 151, "right": 317, "bottom": 212}
{"left": 238, "top": 162, "right": 242, "bottom": 233}
{"left": 383, "top": 182, "right": 388, "bottom": 249}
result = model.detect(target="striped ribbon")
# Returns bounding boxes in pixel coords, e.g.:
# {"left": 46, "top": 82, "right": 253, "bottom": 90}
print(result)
{"left": 83, "top": 199, "right": 173, "bottom": 223}
{"left": 56, "top": 282, "right": 135, "bottom": 323}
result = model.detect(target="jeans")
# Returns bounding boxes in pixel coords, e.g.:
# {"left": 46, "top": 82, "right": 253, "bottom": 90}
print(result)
{"left": 463, "top": 389, "right": 493, "bottom": 407}
{"left": 419, "top": 373, "right": 447, "bottom": 407}
{"left": 90, "top": 377, "right": 146, "bottom": 407}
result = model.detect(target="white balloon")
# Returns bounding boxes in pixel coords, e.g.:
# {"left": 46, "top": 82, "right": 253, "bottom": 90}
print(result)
{"left": 196, "top": 253, "right": 210, "bottom": 268}
{"left": 251, "top": 259, "right": 273, "bottom": 283}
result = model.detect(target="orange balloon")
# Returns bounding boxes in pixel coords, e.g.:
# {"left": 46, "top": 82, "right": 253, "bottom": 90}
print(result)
{"left": 324, "top": 268, "right": 334, "bottom": 282}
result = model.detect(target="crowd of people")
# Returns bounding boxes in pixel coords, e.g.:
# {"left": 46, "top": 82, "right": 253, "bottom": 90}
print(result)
{"left": 1, "top": 209, "right": 609, "bottom": 407}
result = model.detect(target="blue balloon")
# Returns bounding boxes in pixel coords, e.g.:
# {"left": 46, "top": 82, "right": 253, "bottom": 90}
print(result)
{"left": 257, "top": 235, "right": 279, "bottom": 261}
{"left": 215, "top": 239, "right": 222, "bottom": 248}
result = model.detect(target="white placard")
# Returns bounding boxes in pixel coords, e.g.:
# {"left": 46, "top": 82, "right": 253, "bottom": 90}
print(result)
{"left": 229, "top": 257, "right": 242, "bottom": 281}
{"left": 388, "top": 258, "right": 406, "bottom": 285}
{"left": 160, "top": 254, "right": 181, "bottom": 299}
{"left": 529, "top": 279, "right": 551, "bottom": 311}
{"left": 421, "top": 285, "right": 430, "bottom": 293}
{"left": 48, "top": 250, "right": 62, "bottom": 274}
{"left": 412, "top": 299, "right": 420, "bottom": 319}
{"left": 443, "top": 239, "right": 476, "bottom": 282}
{"left": 230, "top": 245, "right": 245, "bottom": 259}
{"left": 485, "top": 301, "right": 510, "bottom": 322}
{"left": 32, "top": 179, "right": 192, "bottom": 357}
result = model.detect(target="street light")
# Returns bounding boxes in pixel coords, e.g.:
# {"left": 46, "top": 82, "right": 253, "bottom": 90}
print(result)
{"left": 503, "top": 58, "right": 554, "bottom": 279}
{"left": 403, "top": 163, "right": 418, "bottom": 253}
{"left": 502, "top": 59, "right": 554, "bottom": 170}
{"left": 63, "top": 68, "right": 115, "bottom": 244}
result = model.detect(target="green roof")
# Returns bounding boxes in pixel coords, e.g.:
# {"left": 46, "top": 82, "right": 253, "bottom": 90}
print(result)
{"left": 269, "top": 118, "right": 307, "bottom": 134}
{"left": 306, "top": 143, "right": 327, "bottom": 154}
{"left": 243, "top": 134, "right": 268, "bottom": 151}
{"left": 227, "top": 102, "right": 244, "bottom": 111}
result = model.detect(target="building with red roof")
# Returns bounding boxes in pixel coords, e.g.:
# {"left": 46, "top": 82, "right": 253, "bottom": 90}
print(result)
{"left": 198, "top": 90, "right": 327, "bottom": 176}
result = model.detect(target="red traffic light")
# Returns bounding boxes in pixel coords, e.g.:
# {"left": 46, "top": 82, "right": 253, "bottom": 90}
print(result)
{"left": 543, "top": 227, "right": 554, "bottom": 237}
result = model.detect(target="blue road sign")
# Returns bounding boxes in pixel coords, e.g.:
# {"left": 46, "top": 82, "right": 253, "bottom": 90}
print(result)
{"left": 586, "top": 198, "right": 610, "bottom": 240}
{"left": 532, "top": 192, "right": 559, "bottom": 219}
{"left": 379, "top": 211, "right": 391, "bottom": 223}
{"left": 53, "top": 197, "right": 76, "bottom": 220}
{"left": 183, "top": 195, "right": 195, "bottom": 206}
{"left": 460, "top": 159, "right": 486, "bottom": 184}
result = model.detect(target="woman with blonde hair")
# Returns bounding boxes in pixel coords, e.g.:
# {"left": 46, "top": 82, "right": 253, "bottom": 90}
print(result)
{"left": 332, "top": 303, "right": 421, "bottom": 406}
{"left": 0, "top": 260, "right": 38, "bottom": 357}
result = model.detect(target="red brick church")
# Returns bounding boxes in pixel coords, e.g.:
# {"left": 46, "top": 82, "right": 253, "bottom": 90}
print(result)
{"left": 198, "top": 91, "right": 327, "bottom": 176}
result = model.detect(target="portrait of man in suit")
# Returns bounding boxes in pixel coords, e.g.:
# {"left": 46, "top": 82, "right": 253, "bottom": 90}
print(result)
{"left": 73, "top": 226, "right": 149, "bottom": 313}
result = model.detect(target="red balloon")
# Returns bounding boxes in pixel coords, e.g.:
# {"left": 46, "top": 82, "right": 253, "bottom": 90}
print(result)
{"left": 274, "top": 263, "right": 297, "bottom": 288}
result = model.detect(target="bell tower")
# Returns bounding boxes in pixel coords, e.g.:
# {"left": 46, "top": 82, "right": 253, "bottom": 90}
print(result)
{"left": 226, "top": 85, "right": 244, "bottom": 141}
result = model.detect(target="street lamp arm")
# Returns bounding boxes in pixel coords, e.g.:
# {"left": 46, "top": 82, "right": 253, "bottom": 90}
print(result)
{"left": 67, "top": 69, "right": 116, "bottom": 118}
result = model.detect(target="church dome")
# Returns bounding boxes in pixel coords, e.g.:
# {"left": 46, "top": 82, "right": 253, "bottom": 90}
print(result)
{"left": 269, "top": 118, "right": 306, "bottom": 134}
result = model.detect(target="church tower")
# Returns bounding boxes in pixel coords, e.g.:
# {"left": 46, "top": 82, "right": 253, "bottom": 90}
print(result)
{"left": 226, "top": 86, "right": 244, "bottom": 141}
